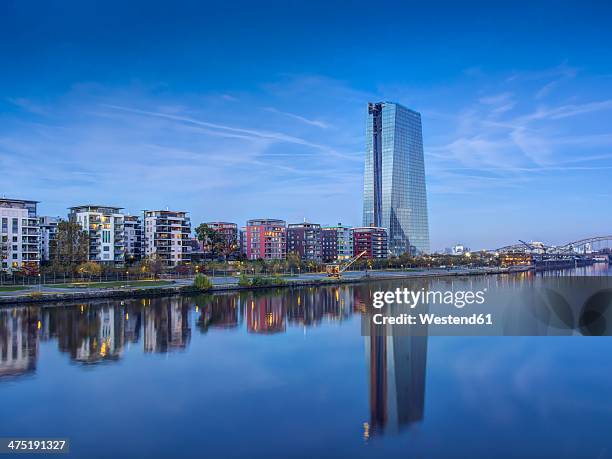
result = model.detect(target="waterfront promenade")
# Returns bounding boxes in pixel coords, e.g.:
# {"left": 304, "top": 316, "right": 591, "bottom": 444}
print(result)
{"left": 0, "top": 266, "right": 527, "bottom": 305}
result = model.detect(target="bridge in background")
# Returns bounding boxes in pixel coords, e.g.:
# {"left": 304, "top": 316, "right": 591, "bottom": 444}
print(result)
{"left": 494, "top": 236, "right": 612, "bottom": 255}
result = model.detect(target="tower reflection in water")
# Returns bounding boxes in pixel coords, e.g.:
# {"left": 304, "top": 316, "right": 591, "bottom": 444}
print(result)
{"left": 0, "top": 286, "right": 428, "bottom": 440}
{"left": 356, "top": 282, "right": 428, "bottom": 439}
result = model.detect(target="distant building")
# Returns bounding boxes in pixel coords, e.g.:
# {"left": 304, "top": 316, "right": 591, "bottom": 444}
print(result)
{"left": 287, "top": 222, "right": 322, "bottom": 261}
{"left": 246, "top": 219, "right": 286, "bottom": 260}
{"left": 352, "top": 227, "right": 388, "bottom": 259}
{"left": 452, "top": 244, "right": 469, "bottom": 256}
{"left": 0, "top": 198, "right": 40, "bottom": 272}
{"left": 322, "top": 223, "right": 353, "bottom": 263}
{"left": 123, "top": 215, "right": 143, "bottom": 262}
{"left": 39, "top": 216, "right": 60, "bottom": 263}
{"left": 363, "top": 102, "right": 430, "bottom": 256}
{"left": 69, "top": 205, "right": 125, "bottom": 264}
{"left": 143, "top": 210, "right": 191, "bottom": 266}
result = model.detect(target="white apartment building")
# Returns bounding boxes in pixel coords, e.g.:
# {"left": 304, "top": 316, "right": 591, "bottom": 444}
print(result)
{"left": 143, "top": 210, "right": 191, "bottom": 266}
{"left": 39, "top": 216, "right": 60, "bottom": 263}
{"left": 69, "top": 205, "right": 125, "bottom": 264}
{"left": 0, "top": 198, "right": 40, "bottom": 272}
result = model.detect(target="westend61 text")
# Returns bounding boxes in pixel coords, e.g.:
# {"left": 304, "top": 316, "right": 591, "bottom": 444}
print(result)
{"left": 372, "top": 313, "right": 493, "bottom": 326}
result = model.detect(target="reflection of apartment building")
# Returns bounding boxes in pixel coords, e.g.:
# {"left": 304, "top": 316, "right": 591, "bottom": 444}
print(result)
{"left": 123, "top": 215, "right": 143, "bottom": 262}
{"left": 352, "top": 227, "right": 388, "bottom": 259}
{"left": 204, "top": 296, "right": 240, "bottom": 329}
{"left": 39, "top": 216, "right": 60, "bottom": 263}
{"left": 246, "top": 296, "right": 286, "bottom": 334}
{"left": 143, "top": 210, "right": 191, "bottom": 266}
{"left": 73, "top": 307, "right": 124, "bottom": 363}
{"left": 69, "top": 205, "right": 125, "bottom": 264}
{"left": 144, "top": 299, "right": 191, "bottom": 352}
{"left": 0, "top": 308, "right": 38, "bottom": 377}
{"left": 123, "top": 306, "right": 141, "bottom": 343}
{"left": 246, "top": 219, "right": 286, "bottom": 260}
{"left": 287, "top": 222, "right": 322, "bottom": 261}
{"left": 0, "top": 198, "right": 40, "bottom": 272}
{"left": 322, "top": 223, "right": 353, "bottom": 263}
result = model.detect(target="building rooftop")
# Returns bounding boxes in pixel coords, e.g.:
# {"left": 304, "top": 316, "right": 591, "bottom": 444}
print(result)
{"left": 69, "top": 205, "right": 124, "bottom": 211}
{"left": 0, "top": 198, "right": 39, "bottom": 204}
{"left": 143, "top": 209, "right": 189, "bottom": 215}
{"left": 247, "top": 218, "right": 286, "bottom": 225}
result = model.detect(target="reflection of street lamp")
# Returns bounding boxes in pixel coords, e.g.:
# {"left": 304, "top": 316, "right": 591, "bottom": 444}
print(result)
{"left": 38, "top": 273, "right": 41, "bottom": 292}
{"left": 126, "top": 270, "right": 129, "bottom": 283}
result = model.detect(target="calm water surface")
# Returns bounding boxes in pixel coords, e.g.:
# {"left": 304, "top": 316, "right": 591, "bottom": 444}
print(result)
{"left": 2, "top": 265, "right": 612, "bottom": 459}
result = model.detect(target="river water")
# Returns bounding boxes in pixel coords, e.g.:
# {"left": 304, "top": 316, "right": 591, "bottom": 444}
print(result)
{"left": 1, "top": 265, "right": 612, "bottom": 458}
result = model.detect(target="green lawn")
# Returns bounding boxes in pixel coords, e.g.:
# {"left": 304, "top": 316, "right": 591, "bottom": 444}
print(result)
{"left": 0, "top": 286, "right": 29, "bottom": 292}
{"left": 44, "top": 280, "right": 174, "bottom": 289}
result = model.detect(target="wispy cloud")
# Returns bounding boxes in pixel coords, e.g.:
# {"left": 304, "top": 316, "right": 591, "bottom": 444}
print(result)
{"left": 263, "top": 106, "right": 330, "bottom": 129}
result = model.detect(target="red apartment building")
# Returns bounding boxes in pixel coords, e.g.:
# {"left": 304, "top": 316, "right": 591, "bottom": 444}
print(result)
{"left": 245, "top": 219, "right": 286, "bottom": 260}
{"left": 351, "top": 227, "right": 388, "bottom": 259}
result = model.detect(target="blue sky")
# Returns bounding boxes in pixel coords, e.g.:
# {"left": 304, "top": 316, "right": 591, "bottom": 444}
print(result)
{"left": 1, "top": 1, "right": 612, "bottom": 250}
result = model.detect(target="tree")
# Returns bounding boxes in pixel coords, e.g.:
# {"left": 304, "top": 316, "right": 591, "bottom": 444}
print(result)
{"left": 142, "top": 254, "right": 164, "bottom": 278}
{"left": 77, "top": 261, "right": 102, "bottom": 278}
{"left": 286, "top": 251, "right": 302, "bottom": 272}
{"left": 195, "top": 223, "right": 238, "bottom": 261}
{"left": 195, "top": 224, "right": 219, "bottom": 257}
{"left": 51, "top": 221, "right": 88, "bottom": 273}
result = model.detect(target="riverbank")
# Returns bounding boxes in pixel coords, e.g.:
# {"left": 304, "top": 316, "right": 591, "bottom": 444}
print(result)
{"left": 0, "top": 266, "right": 530, "bottom": 306}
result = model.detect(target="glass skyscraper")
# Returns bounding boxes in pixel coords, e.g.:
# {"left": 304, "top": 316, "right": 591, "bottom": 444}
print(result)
{"left": 363, "top": 102, "right": 430, "bottom": 255}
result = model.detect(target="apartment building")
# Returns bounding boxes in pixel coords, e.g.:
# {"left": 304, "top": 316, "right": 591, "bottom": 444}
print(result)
{"left": 287, "top": 222, "right": 322, "bottom": 261}
{"left": 123, "top": 215, "right": 143, "bottom": 262}
{"left": 245, "top": 219, "right": 286, "bottom": 260}
{"left": 143, "top": 210, "right": 191, "bottom": 266}
{"left": 322, "top": 223, "right": 353, "bottom": 263}
{"left": 351, "top": 227, "right": 388, "bottom": 259}
{"left": 69, "top": 205, "right": 125, "bottom": 264}
{"left": 0, "top": 198, "right": 40, "bottom": 272}
{"left": 39, "top": 216, "right": 60, "bottom": 263}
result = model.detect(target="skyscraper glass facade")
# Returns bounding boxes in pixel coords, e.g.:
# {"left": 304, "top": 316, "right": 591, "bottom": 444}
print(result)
{"left": 363, "top": 102, "right": 430, "bottom": 255}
